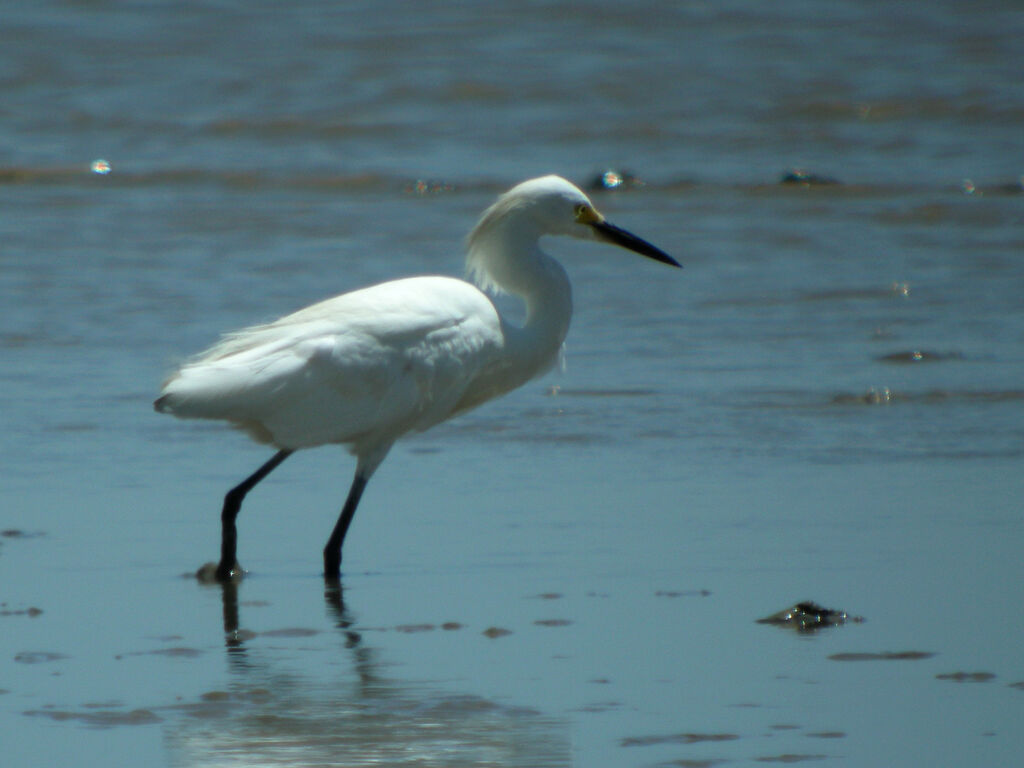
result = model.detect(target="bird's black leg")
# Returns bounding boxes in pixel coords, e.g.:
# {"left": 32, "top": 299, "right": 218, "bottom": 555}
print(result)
{"left": 216, "top": 449, "right": 292, "bottom": 581}
{"left": 323, "top": 472, "right": 368, "bottom": 579}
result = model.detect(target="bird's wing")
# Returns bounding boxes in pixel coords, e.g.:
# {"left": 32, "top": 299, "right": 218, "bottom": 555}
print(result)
{"left": 157, "top": 276, "right": 507, "bottom": 450}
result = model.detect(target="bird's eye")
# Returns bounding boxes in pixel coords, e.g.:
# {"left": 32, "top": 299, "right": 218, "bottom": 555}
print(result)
{"left": 574, "top": 203, "right": 602, "bottom": 225}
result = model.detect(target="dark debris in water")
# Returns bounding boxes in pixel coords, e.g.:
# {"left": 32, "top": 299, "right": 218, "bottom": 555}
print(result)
{"left": 754, "top": 753, "right": 829, "bottom": 763}
{"left": 877, "top": 349, "right": 963, "bottom": 364}
{"left": 828, "top": 651, "right": 934, "bottom": 661}
{"left": 546, "top": 386, "right": 658, "bottom": 398}
{"left": 935, "top": 671, "right": 996, "bottom": 683}
{"left": 779, "top": 168, "right": 842, "bottom": 186}
{"left": 482, "top": 626, "right": 513, "bottom": 639}
{"left": 24, "top": 706, "right": 162, "bottom": 727}
{"left": 622, "top": 732, "right": 739, "bottom": 747}
{"left": 394, "top": 624, "right": 435, "bottom": 634}
{"left": 1, "top": 604, "right": 43, "bottom": 618}
{"left": 259, "top": 627, "right": 321, "bottom": 638}
{"left": 14, "top": 651, "right": 69, "bottom": 664}
{"left": 832, "top": 388, "right": 1024, "bottom": 406}
{"left": 757, "top": 601, "right": 863, "bottom": 632}
{"left": 117, "top": 647, "right": 204, "bottom": 660}
{"left": 1, "top": 529, "right": 45, "bottom": 539}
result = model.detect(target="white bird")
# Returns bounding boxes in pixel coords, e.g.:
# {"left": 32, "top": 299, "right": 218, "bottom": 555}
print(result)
{"left": 155, "top": 175, "right": 680, "bottom": 580}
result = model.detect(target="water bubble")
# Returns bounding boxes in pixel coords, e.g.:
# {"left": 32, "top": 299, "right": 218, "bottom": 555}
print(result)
{"left": 588, "top": 169, "right": 645, "bottom": 191}
{"left": 90, "top": 159, "right": 112, "bottom": 175}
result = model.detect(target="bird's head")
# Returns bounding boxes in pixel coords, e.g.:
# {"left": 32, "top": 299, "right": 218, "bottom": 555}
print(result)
{"left": 484, "top": 175, "right": 681, "bottom": 268}
{"left": 467, "top": 175, "right": 680, "bottom": 293}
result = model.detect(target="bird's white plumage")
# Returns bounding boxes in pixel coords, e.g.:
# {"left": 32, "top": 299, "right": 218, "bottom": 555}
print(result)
{"left": 157, "top": 275, "right": 509, "bottom": 459}
{"left": 156, "top": 175, "right": 679, "bottom": 577}
{"left": 157, "top": 176, "right": 609, "bottom": 476}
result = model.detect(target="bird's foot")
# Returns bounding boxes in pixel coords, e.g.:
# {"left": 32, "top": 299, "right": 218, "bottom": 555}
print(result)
{"left": 323, "top": 550, "right": 342, "bottom": 581}
{"left": 196, "top": 560, "right": 245, "bottom": 584}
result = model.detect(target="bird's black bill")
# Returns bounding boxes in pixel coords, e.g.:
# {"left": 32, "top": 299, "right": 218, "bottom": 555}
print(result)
{"left": 591, "top": 220, "right": 681, "bottom": 268}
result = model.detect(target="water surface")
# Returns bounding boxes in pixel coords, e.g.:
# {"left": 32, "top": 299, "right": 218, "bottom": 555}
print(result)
{"left": 2, "top": 2, "right": 1023, "bottom": 766}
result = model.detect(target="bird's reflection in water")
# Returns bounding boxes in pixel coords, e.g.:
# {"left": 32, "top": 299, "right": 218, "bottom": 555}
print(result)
{"left": 220, "top": 578, "right": 244, "bottom": 653}
{"left": 166, "top": 578, "right": 569, "bottom": 768}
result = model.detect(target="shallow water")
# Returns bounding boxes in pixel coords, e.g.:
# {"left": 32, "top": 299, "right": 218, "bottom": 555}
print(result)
{"left": 2, "top": 2, "right": 1023, "bottom": 766}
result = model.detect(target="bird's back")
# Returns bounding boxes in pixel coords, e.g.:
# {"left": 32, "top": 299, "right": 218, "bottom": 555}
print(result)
{"left": 156, "top": 276, "right": 508, "bottom": 453}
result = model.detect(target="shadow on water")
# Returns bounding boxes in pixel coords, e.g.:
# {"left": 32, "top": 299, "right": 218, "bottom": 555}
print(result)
{"left": 163, "top": 579, "right": 570, "bottom": 768}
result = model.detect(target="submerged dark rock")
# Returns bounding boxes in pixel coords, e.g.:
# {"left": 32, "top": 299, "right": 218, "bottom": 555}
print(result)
{"left": 877, "top": 349, "right": 963, "bottom": 364}
{"left": 757, "top": 601, "right": 863, "bottom": 632}
{"left": 779, "top": 169, "right": 842, "bottom": 186}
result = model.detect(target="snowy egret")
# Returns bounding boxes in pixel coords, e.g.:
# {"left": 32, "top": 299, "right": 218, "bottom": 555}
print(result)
{"left": 156, "top": 175, "right": 680, "bottom": 580}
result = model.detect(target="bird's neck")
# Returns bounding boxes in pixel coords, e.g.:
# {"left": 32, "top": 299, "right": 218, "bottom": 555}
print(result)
{"left": 469, "top": 223, "right": 573, "bottom": 376}
{"left": 505, "top": 251, "right": 573, "bottom": 389}
{"left": 519, "top": 246, "right": 572, "bottom": 362}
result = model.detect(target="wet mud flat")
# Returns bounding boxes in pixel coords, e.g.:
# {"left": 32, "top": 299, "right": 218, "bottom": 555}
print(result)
{"left": 5, "top": 524, "right": 1024, "bottom": 768}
